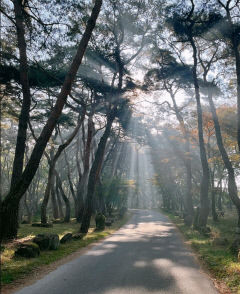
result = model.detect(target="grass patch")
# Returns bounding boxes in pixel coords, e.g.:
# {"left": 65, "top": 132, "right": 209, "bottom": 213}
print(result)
{"left": 1, "top": 213, "right": 131, "bottom": 285}
{"left": 162, "top": 210, "right": 240, "bottom": 294}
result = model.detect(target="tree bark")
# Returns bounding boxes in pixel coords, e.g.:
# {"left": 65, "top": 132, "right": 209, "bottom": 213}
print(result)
{"left": 51, "top": 179, "right": 59, "bottom": 220}
{"left": 56, "top": 171, "right": 71, "bottom": 223}
{"left": 24, "top": 193, "right": 32, "bottom": 224}
{"left": 41, "top": 165, "right": 55, "bottom": 224}
{"left": 76, "top": 117, "right": 94, "bottom": 222}
{"left": 208, "top": 88, "right": 240, "bottom": 227}
{"left": 169, "top": 90, "right": 194, "bottom": 224}
{"left": 41, "top": 112, "right": 85, "bottom": 224}
{"left": 220, "top": 0, "right": 240, "bottom": 152}
{"left": 0, "top": 0, "right": 102, "bottom": 240}
{"left": 10, "top": 0, "right": 31, "bottom": 190}
{"left": 80, "top": 112, "right": 115, "bottom": 233}
{"left": 56, "top": 179, "right": 64, "bottom": 219}
{"left": 190, "top": 38, "right": 210, "bottom": 228}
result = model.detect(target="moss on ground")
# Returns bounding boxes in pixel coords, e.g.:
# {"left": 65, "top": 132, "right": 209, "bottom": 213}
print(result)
{"left": 162, "top": 210, "right": 240, "bottom": 294}
{"left": 1, "top": 213, "right": 131, "bottom": 285}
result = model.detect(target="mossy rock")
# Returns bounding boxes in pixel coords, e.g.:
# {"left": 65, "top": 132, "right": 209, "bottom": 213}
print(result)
{"left": 95, "top": 213, "right": 106, "bottom": 231}
{"left": 33, "top": 234, "right": 60, "bottom": 250}
{"left": 60, "top": 233, "right": 72, "bottom": 244}
{"left": 72, "top": 233, "right": 85, "bottom": 240}
{"left": 15, "top": 242, "right": 40, "bottom": 258}
{"left": 49, "top": 234, "right": 60, "bottom": 250}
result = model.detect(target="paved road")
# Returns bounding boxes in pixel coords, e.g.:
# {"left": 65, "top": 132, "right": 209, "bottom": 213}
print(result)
{"left": 15, "top": 210, "right": 218, "bottom": 294}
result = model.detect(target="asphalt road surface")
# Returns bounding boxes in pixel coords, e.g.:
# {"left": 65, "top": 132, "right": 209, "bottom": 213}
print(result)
{"left": 15, "top": 210, "right": 218, "bottom": 294}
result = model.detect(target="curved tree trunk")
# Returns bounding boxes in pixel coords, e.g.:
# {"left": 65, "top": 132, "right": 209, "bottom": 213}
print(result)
{"left": 80, "top": 112, "right": 116, "bottom": 233}
{"left": 169, "top": 90, "right": 194, "bottom": 224}
{"left": 41, "top": 165, "right": 54, "bottom": 224}
{"left": 56, "top": 178, "right": 65, "bottom": 219}
{"left": 0, "top": 0, "right": 102, "bottom": 240}
{"left": 40, "top": 111, "right": 85, "bottom": 223}
{"left": 76, "top": 117, "right": 94, "bottom": 222}
{"left": 208, "top": 89, "right": 240, "bottom": 228}
{"left": 10, "top": 0, "right": 31, "bottom": 190}
{"left": 51, "top": 177, "right": 59, "bottom": 220}
{"left": 24, "top": 192, "right": 32, "bottom": 224}
{"left": 56, "top": 171, "right": 70, "bottom": 223}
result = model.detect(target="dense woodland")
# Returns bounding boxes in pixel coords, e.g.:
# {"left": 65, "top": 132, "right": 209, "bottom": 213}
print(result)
{"left": 0, "top": 0, "right": 240, "bottom": 244}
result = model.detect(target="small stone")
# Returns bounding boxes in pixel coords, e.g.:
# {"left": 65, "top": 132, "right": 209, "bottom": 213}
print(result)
{"left": 60, "top": 233, "right": 72, "bottom": 244}
{"left": 15, "top": 242, "right": 40, "bottom": 258}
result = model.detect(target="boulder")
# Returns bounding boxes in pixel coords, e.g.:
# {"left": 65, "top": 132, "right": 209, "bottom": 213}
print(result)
{"left": 15, "top": 242, "right": 40, "bottom": 258}
{"left": 33, "top": 234, "right": 59, "bottom": 250}
{"left": 72, "top": 233, "right": 85, "bottom": 240}
{"left": 33, "top": 234, "right": 50, "bottom": 250}
{"left": 49, "top": 234, "right": 60, "bottom": 250}
{"left": 60, "top": 233, "right": 73, "bottom": 244}
{"left": 212, "top": 237, "right": 229, "bottom": 246}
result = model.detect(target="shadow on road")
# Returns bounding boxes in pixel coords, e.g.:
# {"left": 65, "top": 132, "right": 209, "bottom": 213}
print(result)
{"left": 15, "top": 209, "right": 218, "bottom": 294}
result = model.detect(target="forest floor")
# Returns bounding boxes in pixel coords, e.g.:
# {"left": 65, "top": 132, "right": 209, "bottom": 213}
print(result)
{"left": 0, "top": 213, "right": 131, "bottom": 289}
{"left": 162, "top": 209, "right": 240, "bottom": 294}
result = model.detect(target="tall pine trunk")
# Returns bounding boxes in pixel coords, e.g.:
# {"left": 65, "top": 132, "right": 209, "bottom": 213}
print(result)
{"left": 208, "top": 88, "right": 240, "bottom": 228}
{"left": 56, "top": 172, "right": 71, "bottom": 223}
{"left": 169, "top": 91, "right": 194, "bottom": 224}
{"left": 76, "top": 117, "right": 94, "bottom": 222}
{"left": 10, "top": 0, "right": 31, "bottom": 190}
{"left": 190, "top": 38, "right": 210, "bottom": 228}
{"left": 80, "top": 113, "right": 115, "bottom": 233}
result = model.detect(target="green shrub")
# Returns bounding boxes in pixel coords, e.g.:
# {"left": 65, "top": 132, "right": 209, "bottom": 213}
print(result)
{"left": 95, "top": 213, "right": 106, "bottom": 231}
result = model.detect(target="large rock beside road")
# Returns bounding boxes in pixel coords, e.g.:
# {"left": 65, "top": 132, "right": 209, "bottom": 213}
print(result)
{"left": 60, "top": 233, "right": 73, "bottom": 244}
{"left": 33, "top": 234, "right": 60, "bottom": 250}
{"left": 15, "top": 242, "right": 40, "bottom": 258}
